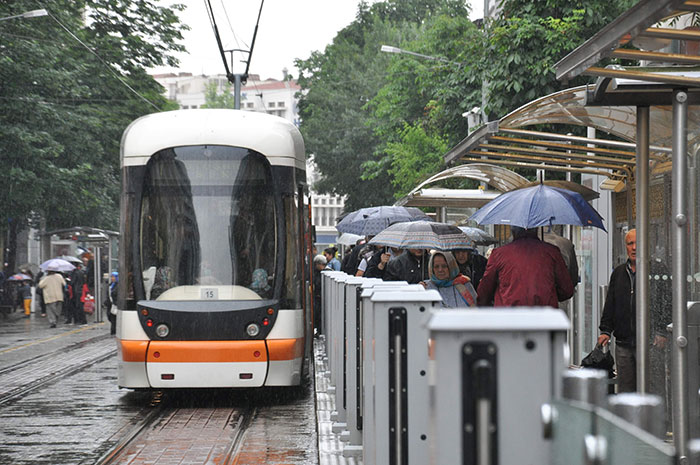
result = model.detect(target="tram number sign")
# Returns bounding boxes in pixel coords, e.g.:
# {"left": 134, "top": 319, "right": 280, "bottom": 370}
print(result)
{"left": 201, "top": 288, "right": 219, "bottom": 300}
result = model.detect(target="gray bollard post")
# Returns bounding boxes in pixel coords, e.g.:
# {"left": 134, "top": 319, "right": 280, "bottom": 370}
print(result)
{"left": 562, "top": 369, "right": 608, "bottom": 407}
{"left": 688, "top": 439, "right": 700, "bottom": 465}
{"left": 607, "top": 393, "right": 665, "bottom": 439}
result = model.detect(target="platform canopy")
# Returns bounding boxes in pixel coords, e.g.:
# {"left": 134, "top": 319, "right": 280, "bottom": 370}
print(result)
{"left": 395, "top": 164, "right": 527, "bottom": 208}
{"left": 442, "top": 85, "right": 691, "bottom": 190}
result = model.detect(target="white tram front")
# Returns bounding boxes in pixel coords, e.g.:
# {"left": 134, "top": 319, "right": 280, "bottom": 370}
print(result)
{"left": 116, "top": 109, "right": 312, "bottom": 389}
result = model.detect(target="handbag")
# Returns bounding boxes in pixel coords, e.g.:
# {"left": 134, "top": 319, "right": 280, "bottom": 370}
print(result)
{"left": 83, "top": 294, "right": 94, "bottom": 315}
{"left": 581, "top": 343, "right": 615, "bottom": 377}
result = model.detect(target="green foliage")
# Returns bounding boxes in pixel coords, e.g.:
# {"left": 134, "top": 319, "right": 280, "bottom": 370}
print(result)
{"left": 484, "top": 0, "right": 636, "bottom": 117}
{"left": 296, "top": 0, "right": 638, "bottom": 212}
{"left": 202, "top": 81, "right": 238, "bottom": 109}
{"left": 0, "top": 0, "right": 185, "bottom": 237}
{"left": 384, "top": 122, "right": 448, "bottom": 197}
{"left": 297, "top": 0, "right": 471, "bottom": 211}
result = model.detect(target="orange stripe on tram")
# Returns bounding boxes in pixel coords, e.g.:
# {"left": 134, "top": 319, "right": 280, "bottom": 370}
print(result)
{"left": 120, "top": 340, "right": 149, "bottom": 362}
{"left": 266, "top": 338, "right": 304, "bottom": 361}
{"left": 146, "top": 340, "right": 268, "bottom": 363}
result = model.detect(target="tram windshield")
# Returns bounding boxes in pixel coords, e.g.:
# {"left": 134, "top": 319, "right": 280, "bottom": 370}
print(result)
{"left": 140, "top": 146, "right": 276, "bottom": 300}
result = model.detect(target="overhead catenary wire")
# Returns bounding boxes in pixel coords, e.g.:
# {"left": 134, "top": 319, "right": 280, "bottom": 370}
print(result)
{"left": 216, "top": 0, "right": 266, "bottom": 106}
{"left": 39, "top": 8, "right": 160, "bottom": 111}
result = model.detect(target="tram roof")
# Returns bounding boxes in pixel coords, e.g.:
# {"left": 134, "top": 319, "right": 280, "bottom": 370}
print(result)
{"left": 120, "top": 109, "right": 306, "bottom": 170}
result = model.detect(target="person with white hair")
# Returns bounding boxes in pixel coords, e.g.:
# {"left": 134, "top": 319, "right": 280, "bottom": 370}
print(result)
{"left": 38, "top": 264, "right": 66, "bottom": 328}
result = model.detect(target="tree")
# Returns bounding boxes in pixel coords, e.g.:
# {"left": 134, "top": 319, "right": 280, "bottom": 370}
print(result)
{"left": 296, "top": 0, "right": 469, "bottom": 211}
{"left": 202, "top": 81, "right": 238, "bottom": 108}
{"left": 0, "top": 0, "right": 185, "bottom": 271}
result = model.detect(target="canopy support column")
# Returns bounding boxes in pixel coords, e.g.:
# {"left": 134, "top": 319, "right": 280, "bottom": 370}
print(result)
{"left": 672, "top": 88, "right": 689, "bottom": 461}
{"left": 636, "top": 106, "right": 650, "bottom": 394}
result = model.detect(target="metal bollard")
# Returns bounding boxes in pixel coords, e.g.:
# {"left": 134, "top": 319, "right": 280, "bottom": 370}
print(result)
{"left": 688, "top": 439, "right": 700, "bottom": 465}
{"left": 607, "top": 393, "right": 665, "bottom": 439}
{"left": 687, "top": 302, "right": 700, "bottom": 439}
{"left": 341, "top": 277, "right": 379, "bottom": 451}
{"left": 429, "top": 308, "right": 569, "bottom": 465}
{"left": 562, "top": 369, "right": 608, "bottom": 407}
{"left": 358, "top": 282, "right": 416, "bottom": 465}
{"left": 370, "top": 288, "right": 441, "bottom": 465}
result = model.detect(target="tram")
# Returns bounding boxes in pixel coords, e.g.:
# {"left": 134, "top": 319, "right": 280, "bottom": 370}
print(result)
{"left": 115, "top": 109, "right": 313, "bottom": 389}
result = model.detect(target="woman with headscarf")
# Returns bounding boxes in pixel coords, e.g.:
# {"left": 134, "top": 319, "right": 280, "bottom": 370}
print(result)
{"left": 421, "top": 251, "right": 477, "bottom": 308}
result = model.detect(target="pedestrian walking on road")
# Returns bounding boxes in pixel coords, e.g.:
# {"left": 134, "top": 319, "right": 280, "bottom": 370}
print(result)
{"left": 38, "top": 264, "right": 66, "bottom": 328}
{"left": 476, "top": 226, "right": 574, "bottom": 308}
{"left": 18, "top": 280, "right": 32, "bottom": 317}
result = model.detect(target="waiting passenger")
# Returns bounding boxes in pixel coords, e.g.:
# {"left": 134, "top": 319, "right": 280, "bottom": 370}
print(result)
{"left": 250, "top": 268, "right": 271, "bottom": 295}
{"left": 421, "top": 251, "right": 477, "bottom": 308}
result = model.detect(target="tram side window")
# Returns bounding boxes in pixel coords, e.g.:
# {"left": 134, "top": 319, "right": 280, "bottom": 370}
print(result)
{"left": 281, "top": 193, "right": 301, "bottom": 309}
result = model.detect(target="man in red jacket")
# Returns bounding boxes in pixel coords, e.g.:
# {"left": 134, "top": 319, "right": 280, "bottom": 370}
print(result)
{"left": 476, "top": 226, "right": 574, "bottom": 308}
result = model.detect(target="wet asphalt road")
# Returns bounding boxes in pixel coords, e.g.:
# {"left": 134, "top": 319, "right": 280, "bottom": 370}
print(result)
{"left": 0, "top": 311, "right": 319, "bottom": 465}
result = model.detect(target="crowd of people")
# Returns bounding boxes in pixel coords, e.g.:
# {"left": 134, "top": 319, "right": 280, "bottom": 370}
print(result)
{"left": 312, "top": 226, "right": 673, "bottom": 428}
{"left": 1, "top": 252, "right": 118, "bottom": 335}
{"left": 313, "top": 226, "right": 576, "bottom": 312}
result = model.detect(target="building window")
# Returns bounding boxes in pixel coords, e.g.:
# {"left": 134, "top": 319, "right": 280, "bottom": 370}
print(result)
{"left": 269, "top": 102, "right": 276, "bottom": 108}
{"left": 278, "top": 101, "right": 285, "bottom": 108}
{"left": 182, "top": 105, "right": 189, "bottom": 109}
{"left": 247, "top": 102, "right": 254, "bottom": 108}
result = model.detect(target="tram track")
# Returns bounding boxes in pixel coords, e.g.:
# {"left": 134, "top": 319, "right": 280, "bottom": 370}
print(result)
{"left": 0, "top": 333, "right": 111, "bottom": 376}
{"left": 95, "top": 391, "right": 256, "bottom": 465}
{"left": 0, "top": 336, "right": 116, "bottom": 405}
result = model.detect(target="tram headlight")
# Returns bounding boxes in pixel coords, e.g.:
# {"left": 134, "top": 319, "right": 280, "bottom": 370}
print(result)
{"left": 155, "top": 323, "right": 170, "bottom": 338}
{"left": 246, "top": 323, "right": 260, "bottom": 337}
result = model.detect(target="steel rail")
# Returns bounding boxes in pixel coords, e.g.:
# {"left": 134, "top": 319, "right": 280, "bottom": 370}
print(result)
{"left": 0, "top": 346, "right": 116, "bottom": 405}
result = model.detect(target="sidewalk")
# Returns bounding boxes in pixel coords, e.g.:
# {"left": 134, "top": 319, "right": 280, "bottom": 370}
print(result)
{"left": 0, "top": 307, "right": 111, "bottom": 368}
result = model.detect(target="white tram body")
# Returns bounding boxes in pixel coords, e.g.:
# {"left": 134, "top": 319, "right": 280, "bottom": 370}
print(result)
{"left": 116, "top": 109, "right": 311, "bottom": 389}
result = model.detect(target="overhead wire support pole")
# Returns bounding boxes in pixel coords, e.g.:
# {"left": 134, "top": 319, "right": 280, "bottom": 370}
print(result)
{"left": 206, "top": 0, "right": 264, "bottom": 109}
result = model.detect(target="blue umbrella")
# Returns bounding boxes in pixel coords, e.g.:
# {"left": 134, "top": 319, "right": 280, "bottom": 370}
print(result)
{"left": 469, "top": 184, "right": 606, "bottom": 231}
{"left": 335, "top": 206, "right": 431, "bottom": 236}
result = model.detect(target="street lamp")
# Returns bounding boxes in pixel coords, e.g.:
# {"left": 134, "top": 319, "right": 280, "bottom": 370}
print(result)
{"left": 0, "top": 9, "right": 48, "bottom": 22}
{"left": 380, "top": 44, "right": 460, "bottom": 65}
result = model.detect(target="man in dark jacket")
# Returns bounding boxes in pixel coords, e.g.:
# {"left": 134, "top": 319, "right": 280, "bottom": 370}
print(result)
{"left": 341, "top": 240, "right": 365, "bottom": 275}
{"left": 383, "top": 248, "right": 426, "bottom": 284}
{"left": 597, "top": 229, "right": 671, "bottom": 393}
{"left": 453, "top": 248, "right": 488, "bottom": 290}
{"left": 476, "top": 227, "right": 574, "bottom": 308}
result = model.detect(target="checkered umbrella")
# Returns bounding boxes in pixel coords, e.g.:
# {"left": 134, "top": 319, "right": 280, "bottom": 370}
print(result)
{"left": 368, "top": 220, "right": 472, "bottom": 251}
{"left": 335, "top": 206, "right": 431, "bottom": 236}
